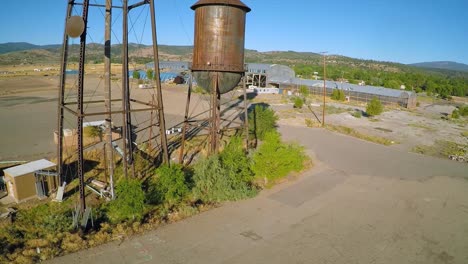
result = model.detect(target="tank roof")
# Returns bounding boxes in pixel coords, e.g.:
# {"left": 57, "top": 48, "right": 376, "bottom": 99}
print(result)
{"left": 191, "top": 0, "right": 251, "bottom": 12}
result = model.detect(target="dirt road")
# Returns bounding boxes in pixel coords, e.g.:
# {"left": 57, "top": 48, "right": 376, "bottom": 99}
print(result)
{"left": 47, "top": 126, "right": 468, "bottom": 264}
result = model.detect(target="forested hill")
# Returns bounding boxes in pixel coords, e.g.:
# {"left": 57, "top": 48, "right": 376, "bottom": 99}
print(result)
{"left": 1, "top": 42, "right": 467, "bottom": 97}
{"left": 409, "top": 61, "right": 468, "bottom": 72}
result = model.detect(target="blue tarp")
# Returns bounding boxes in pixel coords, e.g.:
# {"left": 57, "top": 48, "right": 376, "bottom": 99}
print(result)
{"left": 129, "top": 70, "right": 182, "bottom": 82}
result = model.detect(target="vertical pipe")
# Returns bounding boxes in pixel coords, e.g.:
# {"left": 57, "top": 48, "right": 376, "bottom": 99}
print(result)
{"left": 121, "top": 0, "right": 129, "bottom": 177}
{"left": 210, "top": 73, "right": 219, "bottom": 154}
{"left": 149, "top": 94, "right": 154, "bottom": 150}
{"left": 179, "top": 75, "right": 192, "bottom": 164}
{"left": 243, "top": 75, "right": 249, "bottom": 148}
{"left": 104, "top": 0, "right": 114, "bottom": 199}
{"left": 77, "top": 0, "right": 90, "bottom": 213}
{"left": 149, "top": 0, "right": 169, "bottom": 165}
{"left": 322, "top": 54, "right": 326, "bottom": 127}
{"left": 57, "top": 0, "right": 74, "bottom": 187}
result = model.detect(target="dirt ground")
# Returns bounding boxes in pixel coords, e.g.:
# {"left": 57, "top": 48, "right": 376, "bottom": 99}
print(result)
{"left": 269, "top": 94, "right": 467, "bottom": 160}
{"left": 0, "top": 74, "right": 233, "bottom": 161}
{"left": 0, "top": 73, "right": 466, "bottom": 162}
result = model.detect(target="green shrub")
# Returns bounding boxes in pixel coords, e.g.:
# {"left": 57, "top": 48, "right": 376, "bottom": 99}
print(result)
{"left": 331, "top": 89, "right": 345, "bottom": 101}
{"left": 12, "top": 203, "right": 73, "bottom": 240}
{"left": 248, "top": 105, "right": 278, "bottom": 140}
{"left": 299, "top": 85, "right": 310, "bottom": 97}
{"left": 251, "top": 131, "right": 306, "bottom": 186}
{"left": 147, "top": 164, "right": 189, "bottom": 206}
{"left": 458, "top": 105, "right": 468, "bottom": 116}
{"left": 84, "top": 126, "right": 102, "bottom": 140}
{"left": 451, "top": 109, "right": 460, "bottom": 119}
{"left": 192, "top": 137, "right": 257, "bottom": 202}
{"left": 351, "top": 110, "right": 362, "bottom": 118}
{"left": 219, "top": 136, "right": 255, "bottom": 188}
{"left": 366, "top": 97, "right": 383, "bottom": 116}
{"left": 107, "top": 178, "right": 145, "bottom": 223}
{"left": 293, "top": 97, "right": 304, "bottom": 108}
{"left": 132, "top": 70, "right": 140, "bottom": 79}
{"left": 146, "top": 68, "right": 154, "bottom": 80}
{"left": 192, "top": 155, "right": 231, "bottom": 202}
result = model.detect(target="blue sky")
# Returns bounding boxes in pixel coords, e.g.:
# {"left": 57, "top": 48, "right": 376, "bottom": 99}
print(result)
{"left": 0, "top": 0, "right": 467, "bottom": 64}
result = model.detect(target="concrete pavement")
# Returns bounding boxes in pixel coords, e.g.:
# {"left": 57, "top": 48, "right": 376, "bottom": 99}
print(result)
{"left": 47, "top": 126, "right": 468, "bottom": 264}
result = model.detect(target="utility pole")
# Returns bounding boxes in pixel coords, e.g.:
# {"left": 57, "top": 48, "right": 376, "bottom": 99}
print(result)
{"left": 321, "top": 51, "right": 327, "bottom": 127}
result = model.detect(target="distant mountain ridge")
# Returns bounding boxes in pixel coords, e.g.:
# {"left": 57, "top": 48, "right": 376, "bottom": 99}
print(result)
{"left": 1, "top": 42, "right": 467, "bottom": 77}
{"left": 409, "top": 61, "right": 468, "bottom": 73}
{"left": 1, "top": 42, "right": 467, "bottom": 97}
{"left": 0, "top": 42, "right": 61, "bottom": 54}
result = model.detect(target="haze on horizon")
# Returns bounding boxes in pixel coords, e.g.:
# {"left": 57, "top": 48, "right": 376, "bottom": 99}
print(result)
{"left": 0, "top": 0, "right": 467, "bottom": 65}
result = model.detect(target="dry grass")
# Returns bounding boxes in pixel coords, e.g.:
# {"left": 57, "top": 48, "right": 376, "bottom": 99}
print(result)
{"left": 408, "top": 123, "right": 437, "bottom": 132}
{"left": 412, "top": 140, "right": 467, "bottom": 158}
{"left": 325, "top": 124, "right": 395, "bottom": 146}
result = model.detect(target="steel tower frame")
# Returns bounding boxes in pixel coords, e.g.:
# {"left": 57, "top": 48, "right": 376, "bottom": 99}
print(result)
{"left": 57, "top": 0, "right": 169, "bottom": 216}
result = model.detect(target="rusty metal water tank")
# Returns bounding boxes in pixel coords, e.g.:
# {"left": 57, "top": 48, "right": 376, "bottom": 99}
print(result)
{"left": 191, "top": 0, "right": 251, "bottom": 94}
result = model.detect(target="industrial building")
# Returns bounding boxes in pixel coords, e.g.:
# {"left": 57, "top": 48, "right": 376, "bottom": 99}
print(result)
{"left": 3, "top": 159, "right": 58, "bottom": 203}
{"left": 143, "top": 61, "right": 416, "bottom": 108}
{"left": 296, "top": 79, "right": 417, "bottom": 108}
{"left": 246, "top": 63, "right": 417, "bottom": 108}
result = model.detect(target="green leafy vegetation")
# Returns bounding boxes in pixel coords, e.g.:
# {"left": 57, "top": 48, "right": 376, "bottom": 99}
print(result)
{"left": 132, "top": 70, "right": 140, "bottom": 80}
{"left": 351, "top": 110, "right": 362, "bottom": 118}
{"left": 147, "top": 164, "right": 189, "bottom": 206}
{"left": 331, "top": 89, "right": 346, "bottom": 101}
{"left": 299, "top": 85, "right": 310, "bottom": 97}
{"left": 0, "top": 202, "right": 73, "bottom": 262}
{"left": 451, "top": 109, "right": 460, "bottom": 119}
{"left": 107, "top": 178, "right": 145, "bottom": 223}
{"left": 192, "top": 137, "right": 257, "bottom": 202}
{"left": 248, "top": 105, "right": 279, "bottom": 140}
{"left": 146, "top": 68, "right": 154, "bottom": 80}
{"left": 293, "top": 97, "right": 304, "bottom": 108}
{"left": 84, "top": 126, "right": 103, "bottom": 140}
{"left": 366, "top": 97, "right": 383, "bottom": 116}
{"left": 457, "top": 105, "right": 468, "bottom": 116}
{"left": 252, "top": 131, "right": 307, "bottom": 186}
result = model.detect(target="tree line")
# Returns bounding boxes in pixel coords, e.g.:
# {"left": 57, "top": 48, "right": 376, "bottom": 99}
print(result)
{"left": 294, "top": 63, "right": 468, "bottom": 98}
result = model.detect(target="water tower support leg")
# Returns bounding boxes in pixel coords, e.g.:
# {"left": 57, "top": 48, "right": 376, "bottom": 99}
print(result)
{"left": 243, "top": 75, "right": 249, "bottom": 148}
{"left": 179, "top": 76, "right": 192, "bottom": 164}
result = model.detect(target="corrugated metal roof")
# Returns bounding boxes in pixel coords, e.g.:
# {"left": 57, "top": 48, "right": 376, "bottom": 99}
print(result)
{"left": 246, "top": 63, "right": 271, "bottom": 73}
{"left": 293, "top": 79, "right": 414, "bottom": 98}
{"left": 4, "top": 159, "right": 56, "bottom": 178}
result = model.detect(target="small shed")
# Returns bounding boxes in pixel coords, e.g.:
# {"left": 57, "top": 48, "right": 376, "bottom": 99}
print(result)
{"left": 3, "top": 159, "right": 58, "bottom": 203}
